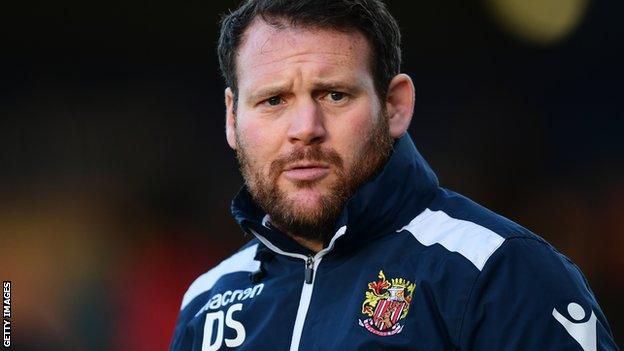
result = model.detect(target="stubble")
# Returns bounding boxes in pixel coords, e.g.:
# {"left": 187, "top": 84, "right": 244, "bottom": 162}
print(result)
{"left": 236, "top": 111, "right": 394, "bottom": 244}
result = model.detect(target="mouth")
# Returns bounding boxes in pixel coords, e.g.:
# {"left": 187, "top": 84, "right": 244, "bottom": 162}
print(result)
{"left": 282, "top": 162, "right": 331, "bottom": 182}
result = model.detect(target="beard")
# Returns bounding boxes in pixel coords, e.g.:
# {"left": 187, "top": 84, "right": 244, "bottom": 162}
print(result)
{"left": 235, "top": 110, "right": 394, "bottom": 245}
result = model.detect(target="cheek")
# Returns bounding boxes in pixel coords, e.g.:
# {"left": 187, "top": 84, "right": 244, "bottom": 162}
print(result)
{"left": 331, "top": 104, "right": 377, "bottom": 165}
{"left": 237, "top": 120, "right": 284, "bottom": 168}
{"left": 238, "top": 123, "right": 261, "bottom": 149}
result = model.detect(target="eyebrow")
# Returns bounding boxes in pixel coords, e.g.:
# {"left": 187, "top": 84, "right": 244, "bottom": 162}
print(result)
{"left": 310, "top": 81, "right": 359, "bottom": 93}
{"left": 245, "top": 79, "right": 361, "bottom": 104}
{"left": 246, "top": 85, "right": 291, "bottom": 103}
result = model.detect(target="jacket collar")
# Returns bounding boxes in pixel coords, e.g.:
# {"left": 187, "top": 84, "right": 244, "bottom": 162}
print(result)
{"left": 230, "top": 133, "right": 439, "bottom": 256}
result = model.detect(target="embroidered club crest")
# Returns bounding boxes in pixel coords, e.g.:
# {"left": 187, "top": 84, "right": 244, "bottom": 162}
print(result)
{"left": 358, "top": 270, "right": 416, "bottom": 336}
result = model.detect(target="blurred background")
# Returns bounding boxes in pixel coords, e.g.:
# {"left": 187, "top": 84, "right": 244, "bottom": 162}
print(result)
{"left": 0, "top": 0, "right": 622, "bottom": 349}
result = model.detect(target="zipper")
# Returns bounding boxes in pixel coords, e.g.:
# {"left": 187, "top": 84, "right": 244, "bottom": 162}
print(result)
{"left": 250, "top": 226, "right": 347, "bottom": 351}
{"left": 304, "top": 255, "right": 315, "bottom": 284}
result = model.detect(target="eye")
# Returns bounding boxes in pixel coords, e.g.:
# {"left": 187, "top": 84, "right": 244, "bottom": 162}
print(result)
{"left": 265, "top": 96, "right": 283, "bottom": 106}
{"left": 328, "top": 91, "right": 345, "bottom": 102}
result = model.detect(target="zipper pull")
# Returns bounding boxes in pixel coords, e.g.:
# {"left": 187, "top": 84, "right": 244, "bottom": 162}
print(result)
{"left": 304, "top": 255, "right": 315, "bottom": 284}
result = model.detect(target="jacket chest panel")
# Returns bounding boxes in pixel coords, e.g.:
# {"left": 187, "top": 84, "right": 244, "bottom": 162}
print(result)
{"left": 296, "top": 246, "right": 457, "bottom": 350}
{"left": 188, "top": 271, "right": 303, "bottom": 351}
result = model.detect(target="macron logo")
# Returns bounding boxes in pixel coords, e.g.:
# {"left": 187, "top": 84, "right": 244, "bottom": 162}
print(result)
{"left": 552, "top": 302, "right": 597, "bottom": 351}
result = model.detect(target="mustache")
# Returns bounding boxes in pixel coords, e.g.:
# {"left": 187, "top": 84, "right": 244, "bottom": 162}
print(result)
{"left": 269, "top": 146, "right": 344, "bottom": 178}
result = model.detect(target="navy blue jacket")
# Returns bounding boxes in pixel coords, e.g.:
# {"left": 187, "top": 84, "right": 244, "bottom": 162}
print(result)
{"left": 170, "top": 134, "right": 619, "bottom": 350}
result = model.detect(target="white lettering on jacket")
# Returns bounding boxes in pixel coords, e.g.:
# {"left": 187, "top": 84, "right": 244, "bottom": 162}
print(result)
{"left": 195, "top": 283, "right": 264, "bottom": 317}
{"left": 202, "top": 303, "right": 246, "bottom": 350}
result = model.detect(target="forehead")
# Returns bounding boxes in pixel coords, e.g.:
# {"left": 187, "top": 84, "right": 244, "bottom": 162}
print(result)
{"left": 235, "top": 18, "right": 372, "bottom": 90}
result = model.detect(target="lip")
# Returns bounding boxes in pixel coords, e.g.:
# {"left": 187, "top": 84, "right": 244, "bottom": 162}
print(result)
{"left": 282, "top": 162, "right": 330, "bottom": 182}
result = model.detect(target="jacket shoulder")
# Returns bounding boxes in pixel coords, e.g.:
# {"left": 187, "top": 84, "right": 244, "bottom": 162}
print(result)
{"left": 458, "top": 235, "right": 619, "bottom": 349}
{"left": 180, "top": 239, "right": 260, "bottom": 311}
{"left": 398, "top": 187, "right": 544, "bottom": 272}
{"left": 429, "top": 188, "right": 538, "bottom": 240}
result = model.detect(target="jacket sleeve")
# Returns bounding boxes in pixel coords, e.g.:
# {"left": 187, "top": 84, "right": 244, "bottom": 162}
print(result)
{"left": 458, "top": 237, "right": 619, "bottom": 351}
{"left": 169, "top": 301, "right": 197, "bottom": 351}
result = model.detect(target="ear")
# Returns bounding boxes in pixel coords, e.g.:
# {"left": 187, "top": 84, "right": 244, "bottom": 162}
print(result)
{"left": 385, "top": 73, "right": 415, "bottom": 138}
{"left": 225, "top": 87, "right": 237, "bottom": 150}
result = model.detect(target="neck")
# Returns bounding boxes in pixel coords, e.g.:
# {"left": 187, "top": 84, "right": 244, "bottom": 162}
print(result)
{"left": 288, "top": 235, "right": 324, "bottom": 253}
{"left": 265, "top": 215, "right": 330, "bottom": 253}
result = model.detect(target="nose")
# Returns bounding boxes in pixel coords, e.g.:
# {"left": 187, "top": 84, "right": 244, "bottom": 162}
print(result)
{"left": 286, "top": 98, "right": 327, "bottom": 145}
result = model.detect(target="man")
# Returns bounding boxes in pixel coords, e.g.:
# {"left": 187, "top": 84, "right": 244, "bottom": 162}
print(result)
{"left": 170, "top": 0, "right": 619, "bottom": 350}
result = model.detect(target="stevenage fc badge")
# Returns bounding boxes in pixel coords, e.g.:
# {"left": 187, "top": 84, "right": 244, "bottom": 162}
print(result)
{"left": 358, "top": 270, "right": 416, "bottom": 336}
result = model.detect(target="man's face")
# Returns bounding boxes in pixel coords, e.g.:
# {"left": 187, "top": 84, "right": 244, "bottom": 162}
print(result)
{"left": 227, "top": 19, "right": 393, "bottom": 242}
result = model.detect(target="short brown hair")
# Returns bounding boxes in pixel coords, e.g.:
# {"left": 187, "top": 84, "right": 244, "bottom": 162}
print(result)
{"left": 217, "top": 0, "right": 402, "bottom": 105}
